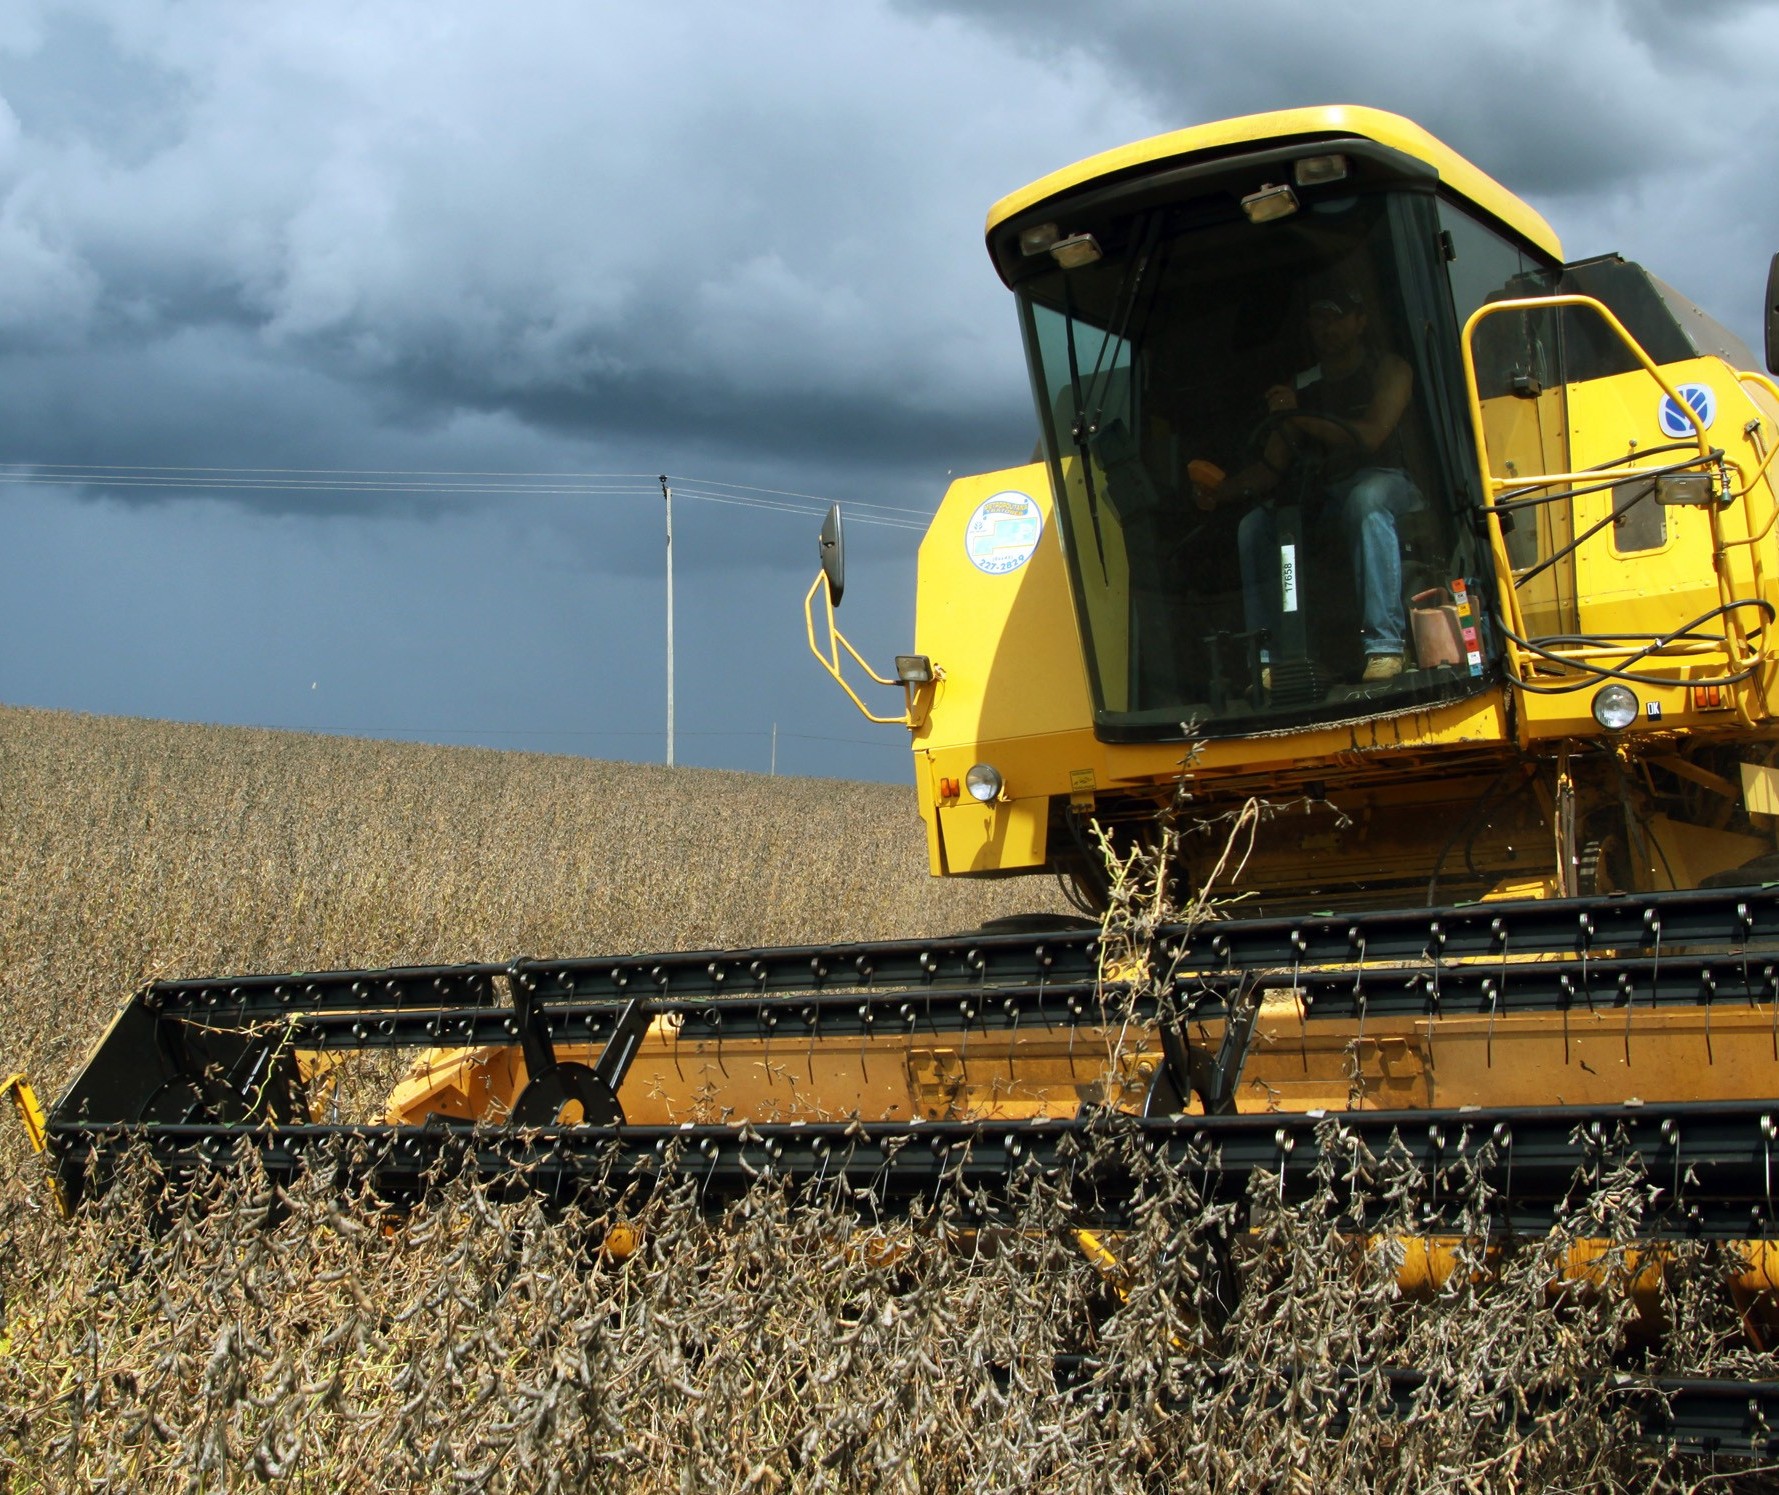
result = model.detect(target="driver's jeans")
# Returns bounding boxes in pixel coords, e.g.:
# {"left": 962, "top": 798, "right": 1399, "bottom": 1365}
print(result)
{"left": 1237, "top": 467, "right": 1423, "bottom": 662}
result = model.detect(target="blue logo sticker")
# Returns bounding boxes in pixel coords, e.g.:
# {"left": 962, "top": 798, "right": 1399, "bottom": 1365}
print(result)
{"left": 1658, "top": 383, "right": 1716, "bottom": 439}
{"left": 965, "top": 490, "right": 1043, "bottom": 576}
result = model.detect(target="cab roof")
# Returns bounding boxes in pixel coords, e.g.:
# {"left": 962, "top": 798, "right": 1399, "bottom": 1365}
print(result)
{"left": 986, "top": 105, "right": 1562, "bottom": 263}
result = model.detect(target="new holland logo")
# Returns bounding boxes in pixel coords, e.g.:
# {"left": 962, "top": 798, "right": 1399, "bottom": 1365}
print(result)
{"left": 1658, "top": 383, "right": 1716, "bottom": 439}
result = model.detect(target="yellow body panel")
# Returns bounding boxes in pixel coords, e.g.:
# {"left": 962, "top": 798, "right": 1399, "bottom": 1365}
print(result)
{"left": 1566, "top": 359, "right": 1748, "bottom": 640}
{"left": 1478, "top": 385, "right": 1576, "bottom": 637}
{"left": 934, "top": 795, "right": 1048, "bottom": 873}
{"left": 914, "top": 463, "right": 1095, "bottom": 746}
{"left": 1476, "top": 333, "right": 1779, "bottom": 747}
{"left": 914, "top": 464, "right": 1100, "bottom": 871}
{"left": 986, "top": 105, "right": 1562, "bottom": 263}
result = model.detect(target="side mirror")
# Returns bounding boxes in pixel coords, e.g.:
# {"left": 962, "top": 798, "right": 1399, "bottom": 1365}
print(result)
{"left": 818, "top": 504, "right": 845, "bottom": 607}
{"left": 1766, "top": 252, "right": 1779, "bottom": 376}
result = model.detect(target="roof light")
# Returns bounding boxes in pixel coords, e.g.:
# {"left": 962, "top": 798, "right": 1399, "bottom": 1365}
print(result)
{"left": 964, "top": 763, "right": 1004, "bottom": 803}
{"left": 1019, "top": 222, "right": 1061, "bottom": 256}
{"left": 1240, "top": 183, "right": 1299, "bottom": 224}
{"left": 1050, "top": 233, "right": 1102, "bottom": 269}
{"left": 895, "top": 655, "right": 933, "bottom": 684}
{"left": 1293, "top": 153, "right": 1350, "bottom": 186}
{"left": 1592, "top": 684, "right": 1639, "bottom": 731}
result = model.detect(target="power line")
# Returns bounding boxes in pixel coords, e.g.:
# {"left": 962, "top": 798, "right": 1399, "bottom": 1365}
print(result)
{"left": 4, "top": 461, "right": 931, "bottom": 510}
{"left": 669, "top": 474, "right": 930, "bottom": 518}
{"left": 9, "top": 462, "right": 669, "bottom": 477}
{"left": 0, "top": 465, "right": 932, "bottom": 531}
{"left": 670, "top": 487, "right": 924, "bottom": 530}
{"left": 0, "top": 462, "right": 936, "bottom": 516}
{"left": 0, "top": 473, "right": 656, "bottom": 496}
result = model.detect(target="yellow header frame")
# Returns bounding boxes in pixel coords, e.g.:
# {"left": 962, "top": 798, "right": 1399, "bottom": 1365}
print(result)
{"left": 986, "top": 105, "right": 1562, "bottom": 264}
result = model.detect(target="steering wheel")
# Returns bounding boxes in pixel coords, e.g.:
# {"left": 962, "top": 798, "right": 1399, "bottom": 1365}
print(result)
{"left": 1244, "top": 408, "right": 1369, "bottom": 466}
{"left": 1240, "top": 408, "right": 1372, "bottom": 506}
{"left": 1244, "top": 408, "right": 1308, "bottom": 463}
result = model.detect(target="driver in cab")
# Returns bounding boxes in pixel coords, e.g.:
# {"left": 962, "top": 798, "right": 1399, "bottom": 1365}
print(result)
{"left": 1193, "top": 284, "right": 1419, "bottom": 686}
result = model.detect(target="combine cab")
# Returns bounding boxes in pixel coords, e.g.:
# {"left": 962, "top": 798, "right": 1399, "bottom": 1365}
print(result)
{"left": 812, "top": 106, "right": 1779, "bottom": 914}
{"left": 27, "top": 106, "right": 1779, "bottom": 1454}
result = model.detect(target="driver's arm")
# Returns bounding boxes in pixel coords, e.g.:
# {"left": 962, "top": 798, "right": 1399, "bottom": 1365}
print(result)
{"left": 1288, "top": 354, "right": 1413, "bottom": 454}
{"left": 1194, "top": 424, "right": 1294, "bottom": 509}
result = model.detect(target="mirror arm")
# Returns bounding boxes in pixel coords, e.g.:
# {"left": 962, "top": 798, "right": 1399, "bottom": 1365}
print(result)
{"left": 803, "top": 573, "right": 917, "bottom": 727}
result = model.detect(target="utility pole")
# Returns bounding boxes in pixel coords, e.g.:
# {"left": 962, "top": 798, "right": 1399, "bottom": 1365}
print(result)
{"left": 770, "top": 722, "right": 777, "bottom": 777}
{"left": 659, "top": 474, "right": 675, "bottom": 767}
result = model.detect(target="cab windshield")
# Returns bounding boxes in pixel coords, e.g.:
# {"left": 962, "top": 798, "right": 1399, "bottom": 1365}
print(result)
{"left": 1018, "top": 187, "right": 1491, "bottom": 739}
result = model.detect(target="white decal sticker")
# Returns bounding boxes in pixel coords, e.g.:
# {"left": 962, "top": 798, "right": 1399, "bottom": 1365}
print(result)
{"left": 965, "top": 490, "right": 1043, "bottom": 576}
{"left": 1658, "top": 383, "right": 1716, "bottom": 439}
{"left": 1280, "top": 543, "right": 1298, "bottom": 613}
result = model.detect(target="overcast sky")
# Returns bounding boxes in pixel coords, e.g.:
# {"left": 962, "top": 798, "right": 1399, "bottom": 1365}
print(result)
{"left": 3, "top": 0, "right": 1776, "bottom": 782}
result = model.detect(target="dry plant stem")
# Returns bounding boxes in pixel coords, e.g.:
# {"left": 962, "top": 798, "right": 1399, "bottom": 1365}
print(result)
{"left": 1, "top": 710, "right": 1776, "bottom": 1489}
{"left": 5, "top": 1136, "right": 1765, "bottom": 1492}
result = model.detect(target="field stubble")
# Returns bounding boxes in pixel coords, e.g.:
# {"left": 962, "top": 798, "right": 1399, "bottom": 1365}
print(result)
{"left": 0, "top": 705, "right": 1062, "bottom": 1096}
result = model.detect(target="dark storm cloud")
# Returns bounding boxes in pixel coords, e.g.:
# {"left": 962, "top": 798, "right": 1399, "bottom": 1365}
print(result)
{"left": 898, "top": 0, "right": 1779, "bottom": 346}
{"left": 897, "top": 0, "right": 1744, "bottom": 193}
{"left": 7, "top": 0, "right": 1777, "bottom": 520}
{"left": 0, "top": 8, "right": 186, "bottom": 162}
{"left": 0, "top": 0, "right": 1123, "bottom": 536}
{"left": 0, "top": 318, "right": 1021, "bottom": 585}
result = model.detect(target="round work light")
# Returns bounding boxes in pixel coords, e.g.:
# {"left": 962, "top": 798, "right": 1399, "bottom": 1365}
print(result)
{"left": 964, "top": 764, "right": 1004, "bottom": 803}
{"left": 1591, "top": 684, "right": 1639, "bottom": 731}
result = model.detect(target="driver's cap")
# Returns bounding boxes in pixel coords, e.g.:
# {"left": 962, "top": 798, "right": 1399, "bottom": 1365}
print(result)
{"left": 1307, "top": 286, "right": 1365, "bottom": 318}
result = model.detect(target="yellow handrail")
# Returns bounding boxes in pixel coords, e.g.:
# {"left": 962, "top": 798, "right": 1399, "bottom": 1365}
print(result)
{"left": 1725, "top": 375, "right": 1779, "bottom": 616}
{"left": 1731, "top": 371, "right": 1779, "bottom": 500}
{"left": 1458, "top": 294, "right": 1728, "bottom": 679}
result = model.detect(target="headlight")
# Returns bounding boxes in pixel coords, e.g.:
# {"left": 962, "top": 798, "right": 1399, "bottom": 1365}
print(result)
{"left": 1591, "top": 684, "right": 1639, "bottom": 731}
{"left": 964, "top": 764, "right": 1003, "bottom": 803}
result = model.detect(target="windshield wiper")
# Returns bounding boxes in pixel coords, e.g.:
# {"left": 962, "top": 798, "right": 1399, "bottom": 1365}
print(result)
{"left": 1062, "top": 214, "right": 1163, "bottom": 584}
{"left": 1061, "top": 276, "right": 1112, "bottom": 584}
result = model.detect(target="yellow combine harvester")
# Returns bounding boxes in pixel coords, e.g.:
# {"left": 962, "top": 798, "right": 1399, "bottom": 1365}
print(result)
{"left": 24, "top": 107, "right": 1779, "bottom": 1446}
{"left": 814, "top": 103, "right": 1779, "bottom": 914}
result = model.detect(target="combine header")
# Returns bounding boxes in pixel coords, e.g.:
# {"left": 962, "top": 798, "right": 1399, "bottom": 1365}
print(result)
{"left": 37, "top": 889, "right": 1779, "bottom": 1235}
{"left": 27, "top": 106, "right": 1779, "bottom": 1454}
